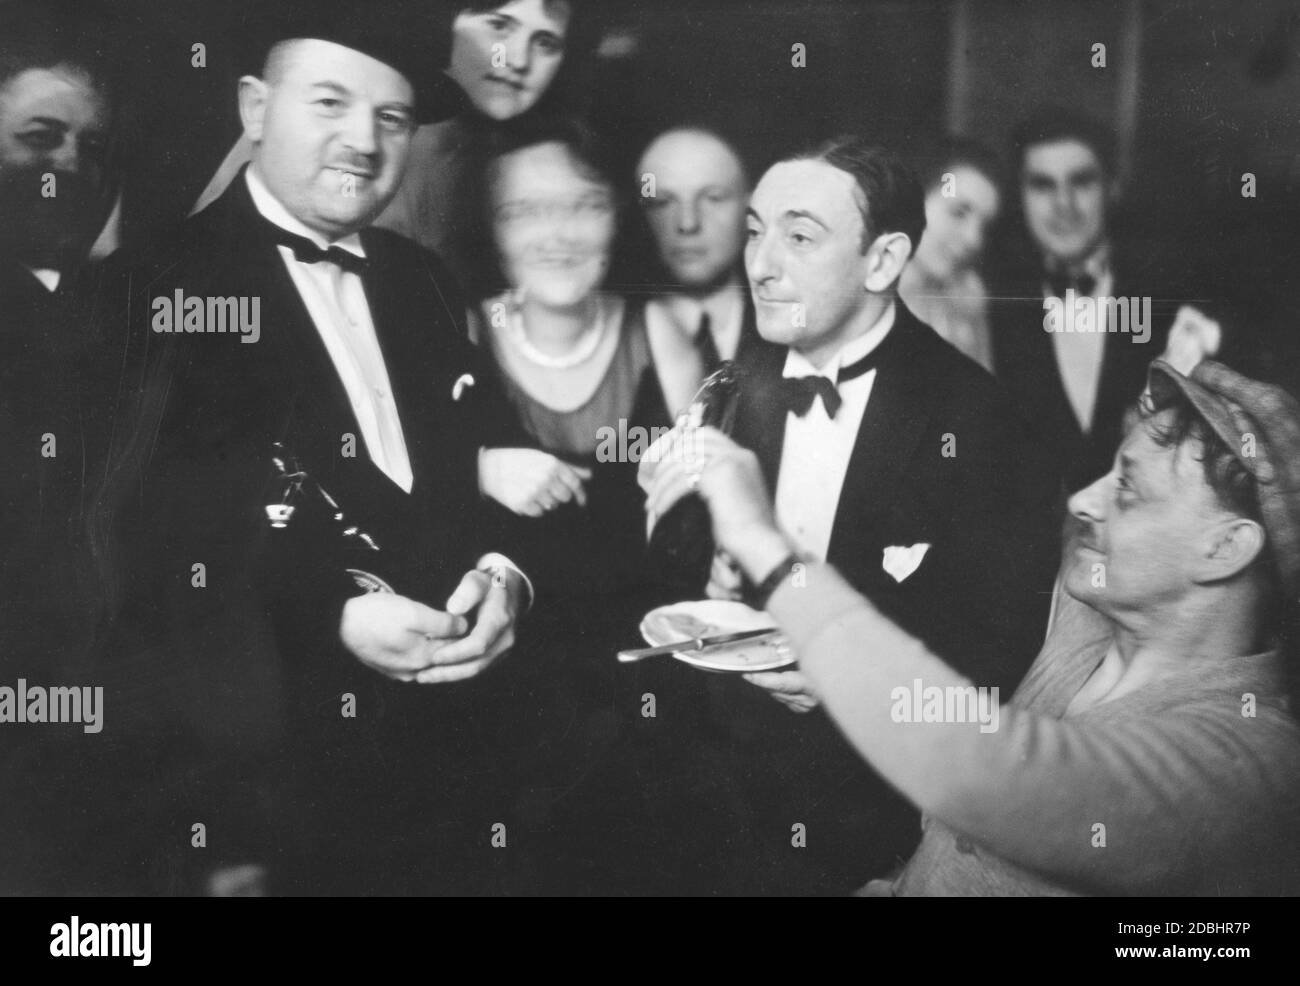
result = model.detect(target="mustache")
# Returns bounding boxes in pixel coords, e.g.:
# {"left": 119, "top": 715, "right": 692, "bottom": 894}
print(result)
{"left": 325, "top": 156, "right": 379, "bottom": 176}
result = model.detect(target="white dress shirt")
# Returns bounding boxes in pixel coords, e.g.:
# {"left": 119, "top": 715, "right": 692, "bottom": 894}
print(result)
{"left": 645, "top": 273, "right": 747, "bottom": 361}
{"left": 246, "top": 166, "right": 414, "bottom": 493}
{"left": 1047, "top": 247, "right": 1112, "bottom": 434}
{"left": 774, "top": 302, "right": 896, "bottom": 562}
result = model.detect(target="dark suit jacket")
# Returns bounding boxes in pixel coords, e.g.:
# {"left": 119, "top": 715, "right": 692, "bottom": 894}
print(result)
{"left": 665, "top": 300, "right": 1060, "bottom": 894}
{"left": 0, "top": 259, "right": 129, "bottom": 893}
{"left": 0, "top": 258, "right": 129, "bottom": 668}
{"left": 989, "top": 244, "right": 1187, "bottom": 493}
{"left": 103, "top": 172, "right": 537, "bottom": 893}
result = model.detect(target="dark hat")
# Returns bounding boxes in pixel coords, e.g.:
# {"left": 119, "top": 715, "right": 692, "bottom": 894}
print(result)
{"left": 1148, "top": 359, "right": 1300, "bottom": 599}
{"left": 242, "top": 1, "right": 465, "bottom": 123}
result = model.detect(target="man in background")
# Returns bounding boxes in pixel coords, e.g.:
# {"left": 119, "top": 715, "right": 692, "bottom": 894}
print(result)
{"left": 990, "top": 108, "right": 1223, "bottom": 493}
{"left": 637, "top": 125, "right": 769, "bottom": 392}
{"left": 0, "top": 0, "right": 123, "bottom": 893}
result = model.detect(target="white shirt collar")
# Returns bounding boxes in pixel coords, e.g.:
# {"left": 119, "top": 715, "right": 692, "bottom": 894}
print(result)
{"left": 784, "top": 300, "right": 896, "bottom": 379}
{"left": 244, "top": 165, "right": 365, "bottom": 260}
{"left": 23, "top": 267, "right": 61, "bottom": 293}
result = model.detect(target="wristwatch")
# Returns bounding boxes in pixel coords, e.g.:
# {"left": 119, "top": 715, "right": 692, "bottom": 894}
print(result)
{"left": 752, "top": 552, "right": 806, "bottom": 610}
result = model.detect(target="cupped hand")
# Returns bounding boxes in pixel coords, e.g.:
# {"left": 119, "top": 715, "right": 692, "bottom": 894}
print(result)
{"left": 480, "top": 447, "right": 591, "bottom": 517}
{"left": 339, "top": 591, "right": 469, "bottom": 682}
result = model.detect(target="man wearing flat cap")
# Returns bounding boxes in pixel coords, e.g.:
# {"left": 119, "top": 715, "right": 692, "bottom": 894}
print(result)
{"left": 102, "top": 4, "right": 539, "bottom": 894}
{"left": 654, "top": 357, "right": 1300, "bottom": 894}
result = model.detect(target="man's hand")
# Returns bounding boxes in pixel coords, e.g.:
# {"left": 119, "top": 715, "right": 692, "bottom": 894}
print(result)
{"left": 642, "top": 426, "right": 774, "bottom": 559}
{"left": 339, "top": 592, "right": 469, "bottom": 682}
{"left": 742, "top": 669, "right": 820, "bottom": 713}
{"left": 637, "top": 418, "right": 687, "bottom": 499}
{"left": 338, "top": 567, "right": 523, "bottom": 684}
{"left": 705, "top": 550, "right": 745, "bottom": 601}
{"left": 414, "top": 567, "right": 522, "bottom": 684}
{"left": 643, "top": 431, "right": 816, "bottom": 711}
{"left": 479, "top": 447, "right": 591, "bottom": 517}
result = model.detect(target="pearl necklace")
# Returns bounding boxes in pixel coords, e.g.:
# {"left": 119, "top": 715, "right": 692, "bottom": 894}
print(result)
{"left": 506, "top": 294, "right": 608, "bottom": 370}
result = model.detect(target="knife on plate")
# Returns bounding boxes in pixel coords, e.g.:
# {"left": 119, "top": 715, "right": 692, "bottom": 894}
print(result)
{"left": 617, "top": 628, "right": 779, "bottom": 663}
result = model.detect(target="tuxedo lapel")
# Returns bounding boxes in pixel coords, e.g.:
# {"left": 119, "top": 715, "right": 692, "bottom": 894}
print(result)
{"left": 355, "top": 231, "right": 454, "bottom": 494}
{"left": 733, "top": 290, "right": 763, "bottom": 363}
{"left": 1090, "top": 328, "right": 1126, "bottom": 436}
{"left": 1091, "top": 267, "right": 1154, "bottom": 437}
{"left": 828, "top": 305, "right": 933, "bottom": 565}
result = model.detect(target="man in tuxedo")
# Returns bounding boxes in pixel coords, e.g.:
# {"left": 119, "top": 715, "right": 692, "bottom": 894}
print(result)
{"left": 990, "top": 109, "right": 1222, "bottom": 494}
{"left": 104, "top": 9, "right": 537, "bottom": 894}
{"left": 637, "top": 126, "right": 771, "bottom": 384}
{"left": 641, "top": 137, "right": 1058, "bottom": 894}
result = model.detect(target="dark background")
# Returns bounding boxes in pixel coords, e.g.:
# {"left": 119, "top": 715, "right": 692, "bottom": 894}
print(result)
{"left": 92, "top": 2, "right": 1299, "bottom": 235}
{"left": 76, "top": 0, "right": 1299, "bottom": 374}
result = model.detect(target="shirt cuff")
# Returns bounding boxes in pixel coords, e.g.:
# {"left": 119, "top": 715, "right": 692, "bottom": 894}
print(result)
{"left": 476, "top": 552, "right": 534, "bottom": 613}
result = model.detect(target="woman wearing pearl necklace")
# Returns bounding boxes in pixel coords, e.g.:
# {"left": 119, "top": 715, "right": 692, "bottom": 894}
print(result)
{"left": 468, "top": 120, "right": 703, "bottom": 555}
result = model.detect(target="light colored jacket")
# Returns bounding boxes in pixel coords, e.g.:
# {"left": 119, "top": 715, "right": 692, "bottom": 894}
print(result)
{"left": 770, "top": 564, "right": 1300, "bottom": 895}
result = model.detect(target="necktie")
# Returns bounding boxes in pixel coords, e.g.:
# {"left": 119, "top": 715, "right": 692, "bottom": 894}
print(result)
{"left": 1045, "top": 268, "right": 1096, "bottom": 298}
{"left": 275, "top": 229, "right": 369, "bottom": 276}
{"left": 695, "top": 311, "right": 722, "bottom": 376}
{"left": 781, "top": 343, "right": 885, "bottom": 419}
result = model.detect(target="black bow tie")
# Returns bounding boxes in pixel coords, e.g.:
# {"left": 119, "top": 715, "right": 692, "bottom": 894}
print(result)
{"left": 780, "top": 343, "right": 884, "bottom": 419}
{"left": 274, "top": 230, "right": 368, "bottom": 275}
{"left": 1044, "top": 269, "right": 1096, "bottom": 298}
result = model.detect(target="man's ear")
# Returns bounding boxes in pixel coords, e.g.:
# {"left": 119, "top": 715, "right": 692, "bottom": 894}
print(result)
{"left": 1197, "top": 517, "right": 1266, "bottom": 583}
{"left": 863, "top": 231, "right": 913, "bottom": 293}
{"left": 238, "top": 76, "right": 269, "bottom": 143}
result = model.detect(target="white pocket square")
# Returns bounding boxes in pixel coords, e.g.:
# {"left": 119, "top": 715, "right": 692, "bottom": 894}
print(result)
{"left": 452, "top": 373, "right": 475, "bottom": 401}
{"left": 882, "top": 543, "right": 931, "bottom": 583}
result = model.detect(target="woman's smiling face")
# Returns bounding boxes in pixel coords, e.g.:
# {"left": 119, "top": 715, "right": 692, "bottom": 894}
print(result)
{"left": 492, "top": 140, "right": 615, "bottom": 308}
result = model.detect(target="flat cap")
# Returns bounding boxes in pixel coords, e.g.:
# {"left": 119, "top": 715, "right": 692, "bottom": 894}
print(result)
{"left": 1148, "top": 358, "right": 1300, "bottom": 600}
